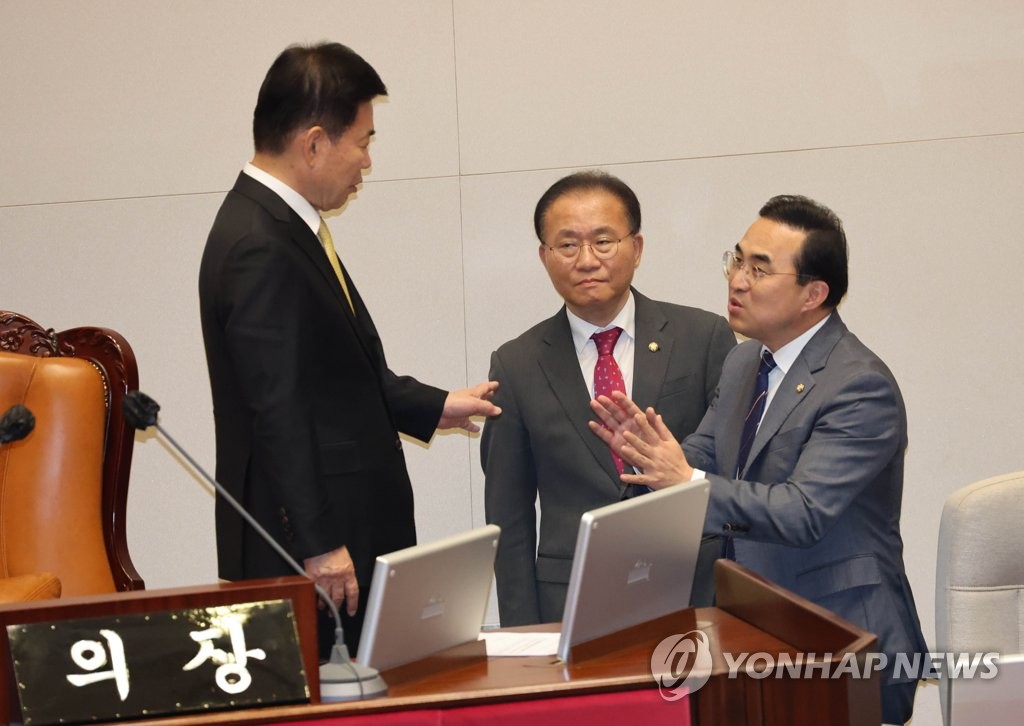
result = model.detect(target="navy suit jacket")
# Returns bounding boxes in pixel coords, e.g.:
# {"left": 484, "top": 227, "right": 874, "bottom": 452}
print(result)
{"left": 684, "top": 313, "right": 927, "bottom": 682}
{"left": 199, "top": 173, "right": 446, "bottom": 589}
{"left": 482, "top": 290, "right": 735, "bottom": 625}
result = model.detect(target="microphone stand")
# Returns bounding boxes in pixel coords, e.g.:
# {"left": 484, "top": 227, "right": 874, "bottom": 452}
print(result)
{"left": 122, "top": 392, "right": 387, "bottom": 701}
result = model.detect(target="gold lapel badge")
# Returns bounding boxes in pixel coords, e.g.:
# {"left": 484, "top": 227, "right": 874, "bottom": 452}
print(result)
{"left": 796, "top": 383, "right": 805, "bottom": 393}
{"left": 648, "top": 342, "right": 660, "bottom": 352}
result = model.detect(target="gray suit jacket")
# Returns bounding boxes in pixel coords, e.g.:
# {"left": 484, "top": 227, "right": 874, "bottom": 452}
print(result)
{"left": 482, "top": 290, "right": 735, "bottom": 625}
{"left": 684, "top": 313, "right": 927, "bottom": 682}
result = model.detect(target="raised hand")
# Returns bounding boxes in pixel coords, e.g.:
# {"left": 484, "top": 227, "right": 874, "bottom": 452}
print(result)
{"left": 589, "top": 391, "right": 693, "bottom": 490}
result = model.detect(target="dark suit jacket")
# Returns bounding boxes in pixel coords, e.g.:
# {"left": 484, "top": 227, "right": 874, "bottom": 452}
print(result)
{"left": 684, "top": 313, "right": 927, "bottom": 686}
{"left": 481, "top": 290, "right": 735, "bottom": 625}
{"left": 199, "top": 172, "right": 447, "bottom": 591}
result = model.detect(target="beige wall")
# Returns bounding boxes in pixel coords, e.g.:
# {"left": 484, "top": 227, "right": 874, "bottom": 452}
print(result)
{"left": 3, "top": 3, "right": 1022, "bottom": 721}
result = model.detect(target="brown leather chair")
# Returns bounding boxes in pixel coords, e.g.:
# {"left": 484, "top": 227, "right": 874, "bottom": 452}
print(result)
{"left": 0, "top": 573, "right": 61, "bottom": 602}
{"left": 0, "top": 311, "right": 144, "bottom": 599}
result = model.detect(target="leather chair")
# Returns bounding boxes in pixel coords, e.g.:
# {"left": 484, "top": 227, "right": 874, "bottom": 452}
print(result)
{"left": 0, "top": 573, "right": 61, "bottom": 602}
{"left": 0, "top": 311, "right": 144, "bottom": 599}
{"left": 935, "top": 470, "right": 1024, "bottom": 723}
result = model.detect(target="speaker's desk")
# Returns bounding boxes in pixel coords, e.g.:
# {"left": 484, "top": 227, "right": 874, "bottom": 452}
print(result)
{"left": 1, "top": 561, "right": 881, "bottom": 725}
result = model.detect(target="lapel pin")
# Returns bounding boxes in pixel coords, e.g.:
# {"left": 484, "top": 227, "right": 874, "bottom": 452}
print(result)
{"left": 648, "top": 342, "right": 660, "bottom": 352}
{"left": 796, "top": 383, "right": 805, "bottom": 393}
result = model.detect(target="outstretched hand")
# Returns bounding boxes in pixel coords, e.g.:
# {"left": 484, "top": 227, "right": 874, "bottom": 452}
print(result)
{"left": 589, "top": 391, "right": 693, "bottom": 490}
{"left": 438, "top": 381, "right": 502, "bottom": 433}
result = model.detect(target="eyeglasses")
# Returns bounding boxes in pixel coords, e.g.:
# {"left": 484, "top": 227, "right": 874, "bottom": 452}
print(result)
{"left": 722, "top": 250, "right": 812, "bottom": 284}
{"left": 545, "top": 233, "right": 634, "bottom": 261}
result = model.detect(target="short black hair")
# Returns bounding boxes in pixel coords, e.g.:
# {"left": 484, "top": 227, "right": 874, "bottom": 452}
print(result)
{"left": 759, "top": 194, "right": 849, "bottom": 307}
{"left": 533, "top": 171, "right": 641, "bottom": 242}
{"left": 253, "top": 42, "right": 387, "bottom": 154}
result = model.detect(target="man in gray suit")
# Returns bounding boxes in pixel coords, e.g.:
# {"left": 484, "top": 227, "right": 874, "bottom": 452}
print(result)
{"left": 591, "top": 194, "right": 926, "bottom": 724}
{"left": 481, "top": 171, "right": 735, "bottom": 626}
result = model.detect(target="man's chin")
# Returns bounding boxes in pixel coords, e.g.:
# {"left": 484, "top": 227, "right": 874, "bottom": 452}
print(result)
{"left": 727, "top": 314, "right": 750, "bottom": 337}
{"left": 323, "top": 191, "right": 356, "bottom": 213}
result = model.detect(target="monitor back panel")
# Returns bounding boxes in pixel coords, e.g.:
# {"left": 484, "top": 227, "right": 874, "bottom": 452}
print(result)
{"left": 557, "top": 480, "right": 710, "bottom": 662}
{"left": 357, "top": 524, "right": 500, "bottom": 671}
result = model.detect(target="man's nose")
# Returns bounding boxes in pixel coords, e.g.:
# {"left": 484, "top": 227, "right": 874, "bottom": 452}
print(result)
{"left": 575, "top": 243, "right": 601, "bottom": 267}
{"left": 729, "top": 270, "right": 750, "bottom": 293}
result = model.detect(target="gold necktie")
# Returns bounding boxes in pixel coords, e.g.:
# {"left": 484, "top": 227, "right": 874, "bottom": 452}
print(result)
{"left": 318, "top": 220, "right": 355, "bottom": 314}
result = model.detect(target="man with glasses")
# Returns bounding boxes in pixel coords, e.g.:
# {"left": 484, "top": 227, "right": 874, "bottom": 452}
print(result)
{"left": 590, "top": 194, "right": 926, "bottom": 724}
{"left": 481, "top": 170, "right": 735, "bottom": 626}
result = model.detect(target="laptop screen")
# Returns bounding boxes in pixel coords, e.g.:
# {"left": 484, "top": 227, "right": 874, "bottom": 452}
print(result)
{"left": 356, "top": 524, "right": 500, "bottom": 671}
{"left": 557, "top": 479, "right": 710, "bottom": 661}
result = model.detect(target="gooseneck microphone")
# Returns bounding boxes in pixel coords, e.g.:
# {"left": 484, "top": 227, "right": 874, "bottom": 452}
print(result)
{"left": 121, "top": 391, "right": 387, "bottom": 701}
{"left": 0, "top": 404, "right": 35, "bottom": 444}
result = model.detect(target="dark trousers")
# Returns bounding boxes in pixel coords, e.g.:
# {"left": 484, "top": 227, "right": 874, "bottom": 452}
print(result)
{"left": 317, "top": 587, "right": 369, "bottom": 662}
{"left": 882, "top": 680, "right": 918, "bottom": 725}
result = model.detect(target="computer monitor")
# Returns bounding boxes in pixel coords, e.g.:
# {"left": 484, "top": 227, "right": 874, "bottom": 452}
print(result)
{"left": 356, "top": 524, "right": 500, "bottom": 671}
{"left": 948, "top": 653, "right": 1024, "bottom": 724}
{"left": 557, "top": 479, "right": 710, "bottom": 662}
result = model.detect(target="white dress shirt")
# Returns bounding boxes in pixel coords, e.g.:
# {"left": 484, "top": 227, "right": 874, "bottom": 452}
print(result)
{"left": 243, "top": 162, "right": 322, "bottom": 239}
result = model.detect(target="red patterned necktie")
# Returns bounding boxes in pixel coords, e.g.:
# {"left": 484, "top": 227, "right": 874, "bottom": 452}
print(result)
{"left": 592, "top": 327, "right": 626, "bottom": 474}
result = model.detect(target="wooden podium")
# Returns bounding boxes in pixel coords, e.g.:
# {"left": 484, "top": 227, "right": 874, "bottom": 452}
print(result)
{"left": 0, "top": 562, "right": 881, "bottom": 725}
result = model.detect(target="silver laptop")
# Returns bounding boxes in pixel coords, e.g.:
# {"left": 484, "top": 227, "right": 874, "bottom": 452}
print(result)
{"left": 949, "top": 653, "right": 1024, "bottom": 724}
{"left": 356, "top": 524, "right": 500, "bottom": 671}
{"left": 557, "top": 479, "right": 710, "bottom": 662}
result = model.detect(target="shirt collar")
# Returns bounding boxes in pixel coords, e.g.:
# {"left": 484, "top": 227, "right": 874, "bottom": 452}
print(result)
{"left": 765, "top": 313, "right": 832, "bottom": 375}
{"left": 567, "top": 292, "right": 636, "bottom": 354}
{"left": 243, "top": 162, "right": 322, "bottom": 236}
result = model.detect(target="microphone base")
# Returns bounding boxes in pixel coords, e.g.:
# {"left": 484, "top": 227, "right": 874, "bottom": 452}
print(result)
{"left": 319, "top": 644, "right": 388, "bottom": 702}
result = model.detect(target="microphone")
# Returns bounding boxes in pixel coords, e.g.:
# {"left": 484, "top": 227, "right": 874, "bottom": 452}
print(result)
{"left": 0, "top": 404, "right": 35, "bottom": 444}
{"left": 121, "top": 390, "right": 387, "bottom": 701}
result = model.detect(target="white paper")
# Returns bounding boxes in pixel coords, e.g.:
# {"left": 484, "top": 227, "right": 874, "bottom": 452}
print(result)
{"left": 478, "top": 630, "right": 561, "bottom": 657}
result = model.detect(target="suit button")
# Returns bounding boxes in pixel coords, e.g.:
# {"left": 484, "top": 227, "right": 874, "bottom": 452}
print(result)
{"left": 279, "top": 507, "right": 295, "bottom": 541}
{"left": 394, "top": 438, "right": 402, "bottom": 451}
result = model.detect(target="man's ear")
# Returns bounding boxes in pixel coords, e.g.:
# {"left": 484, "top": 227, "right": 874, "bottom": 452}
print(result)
{"left": 803, "top": 279, "right": 830, "bottom": 310}
{"left": 631, "top": 233, "right": 644, "bottom": 268}
{"left": 301, "top": 126, "right": 326, "bottom": 165}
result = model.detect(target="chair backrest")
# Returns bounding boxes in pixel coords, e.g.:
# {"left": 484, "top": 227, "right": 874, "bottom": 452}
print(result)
{"left": 0, "top": 573, "right": 61, "bottom": 602}
{"left": 936, "top": 470, "right": 1024, "bottom": 723}
{"left": 0, "top": 311, "right": 143, "bottom": 595}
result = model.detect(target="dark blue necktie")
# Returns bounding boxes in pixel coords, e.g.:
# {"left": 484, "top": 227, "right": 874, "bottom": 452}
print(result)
{"left": 724, "top": 349, "right": 776, "bottom": 560}
{"left": 735, "top": 349, "right": 777, "bottom": 478}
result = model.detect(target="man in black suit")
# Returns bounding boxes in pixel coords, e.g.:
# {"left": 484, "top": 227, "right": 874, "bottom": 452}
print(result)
{"left": 481, "top": 171, "right": 735, "bottom": 625}
{"left": 199, "top": 42, "right": 499, "bottom": 654}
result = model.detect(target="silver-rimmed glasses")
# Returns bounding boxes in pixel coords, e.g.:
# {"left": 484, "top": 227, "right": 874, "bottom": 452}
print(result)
{"left": 546, "top": 233, "right": 634, "bottom": 261}
{"left": 722, "top": 250, "right": 811, "bottom": 284}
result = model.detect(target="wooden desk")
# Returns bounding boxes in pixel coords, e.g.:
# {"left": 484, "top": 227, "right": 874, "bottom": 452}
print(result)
{"left": 1, "top": 562, "right": 881, "bottom": 725}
